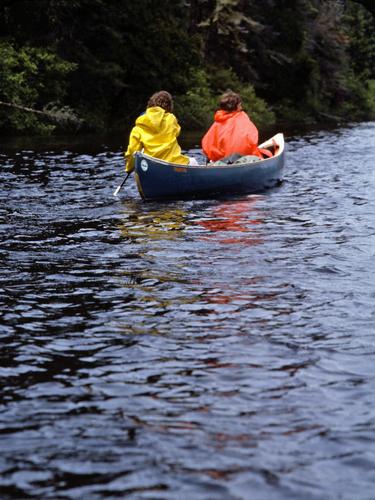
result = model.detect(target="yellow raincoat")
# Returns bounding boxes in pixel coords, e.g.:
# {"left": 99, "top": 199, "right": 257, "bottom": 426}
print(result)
{"left": 124, "top": 106, "right": 189, "bottom": 173}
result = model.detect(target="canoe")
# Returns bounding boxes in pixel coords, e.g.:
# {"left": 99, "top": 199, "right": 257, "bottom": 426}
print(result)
{"left": 134, "top": 132, "right": 285, "bottom": 201}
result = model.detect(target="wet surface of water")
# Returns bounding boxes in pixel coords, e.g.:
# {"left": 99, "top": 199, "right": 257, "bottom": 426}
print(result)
{"left": 1, "top": 123, "right": 375, "bottom": 499}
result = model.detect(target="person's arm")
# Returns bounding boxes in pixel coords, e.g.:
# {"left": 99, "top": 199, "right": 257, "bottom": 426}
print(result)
{"left": 124, "top": 127, "right": 142, "bottom": 173}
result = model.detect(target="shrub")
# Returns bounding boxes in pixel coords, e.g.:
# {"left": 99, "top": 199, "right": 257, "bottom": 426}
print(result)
{"left": 0, "top": 41, "right": 76, "bottom": 134}
{"left": 175, "top": 66, "right": 275, "bottom": 130}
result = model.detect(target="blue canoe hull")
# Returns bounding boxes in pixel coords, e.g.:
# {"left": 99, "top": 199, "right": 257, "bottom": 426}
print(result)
{"left": 134, "top": 133, "right": 285, "bottom": 201}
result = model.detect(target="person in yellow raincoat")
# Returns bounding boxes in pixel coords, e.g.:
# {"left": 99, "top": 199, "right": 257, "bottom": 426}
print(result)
{"left": 124, "top": 90, "right": 197, "bottom": 173}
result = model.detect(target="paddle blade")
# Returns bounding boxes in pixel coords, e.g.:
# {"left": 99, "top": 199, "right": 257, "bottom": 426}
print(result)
{"left": 113, "top": 172, "right": 130, "bottom": 197}
{"left": 113, "top": 184, "right": 121, "bottom": 197}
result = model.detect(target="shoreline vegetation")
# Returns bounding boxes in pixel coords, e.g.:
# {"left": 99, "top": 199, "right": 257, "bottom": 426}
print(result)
{"left": 0, "top": 1, "right": 374, "bottom": 138}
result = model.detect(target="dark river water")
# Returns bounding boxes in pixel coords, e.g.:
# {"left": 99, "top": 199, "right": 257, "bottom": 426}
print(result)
{"left": 1, "top": 122, "right": 375, "bottom": 499}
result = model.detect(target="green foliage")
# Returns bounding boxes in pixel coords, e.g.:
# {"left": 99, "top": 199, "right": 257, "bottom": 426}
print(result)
{"left": 366, "top": 80, "right": 375, "bottom": 118}
{"left": 0, "top": 0, "right": 199, "bottom": 132}
{"left": 0, "top": 0, "right": 374, "bottom": 135}
{"left": 174, "top": 69, "right": 216, "bottom": 130}
{"left": 338, "top": 76, "right": 375, "bottom": 120}
{"left": 239, "top": 85, "right": 275, "bottom": 129}
{"left": 0, "top": 41, "right": 76, "bottom": 133}
{"left": 346, "top": 3, "right": 375, "bottom": 80}
{"left": 174, "top": 66, "right": 274, "bottom": 130}
{"left": 43, "top": 103, "right": 84, "bottom": 129}
{"left": 344, "top": 1, "right": 375, "bottom": 120}
{"left": 274, "top": 99, "right": 317, "bottom": 126}
{"left": 189, "top": 0, "right": 375, "bottom": 125}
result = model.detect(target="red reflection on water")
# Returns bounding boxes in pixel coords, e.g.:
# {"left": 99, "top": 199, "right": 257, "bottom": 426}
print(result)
{"left": 196, "top": 195, "right": 264, "bottom": 244}
{"left": 203, "top": 280, "right": 279, "bottom": 306}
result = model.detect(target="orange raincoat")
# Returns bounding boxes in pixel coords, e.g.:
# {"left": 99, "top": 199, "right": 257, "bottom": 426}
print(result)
{"left": 202, "top": 110, "right": 269, "bottom": 161}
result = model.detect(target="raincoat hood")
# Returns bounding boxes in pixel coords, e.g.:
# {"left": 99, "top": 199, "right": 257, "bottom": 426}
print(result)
{"left": 214, "top": 109, "right": 241, "bottom": 123}
{"left": 136, "top": 106, "right": 169, "bottom": 133}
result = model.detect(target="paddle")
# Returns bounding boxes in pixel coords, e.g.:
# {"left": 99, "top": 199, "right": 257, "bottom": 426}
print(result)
{"left": 113, "top": 172, "right": 131, "bottom": 197}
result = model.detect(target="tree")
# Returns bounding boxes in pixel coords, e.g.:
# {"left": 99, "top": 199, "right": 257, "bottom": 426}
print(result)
{"left": 0, "top": 0, "right": 374, "bottom": 133}
{"left": 0, "top": 0, "right": 199, "bottom": 131}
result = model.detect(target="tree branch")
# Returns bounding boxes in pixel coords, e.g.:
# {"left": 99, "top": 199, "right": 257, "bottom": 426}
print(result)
{"left": 0, "top": 100, "right": 83, "bottom": 127}
{"left": 0, "top": 100, "right": 51, "bottom": 116}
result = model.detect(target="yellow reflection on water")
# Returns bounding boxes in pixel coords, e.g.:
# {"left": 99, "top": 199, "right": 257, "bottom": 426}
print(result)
{"left": 118, "top": 205, "right": 187, "bottom": 241}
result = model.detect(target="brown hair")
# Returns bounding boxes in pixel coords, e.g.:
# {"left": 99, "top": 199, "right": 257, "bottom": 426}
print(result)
{"left": 219, "top": 91, "right": 242, "bottom": 112}
{"left": 147, "top": 90, "right": 173, "bottom": 112}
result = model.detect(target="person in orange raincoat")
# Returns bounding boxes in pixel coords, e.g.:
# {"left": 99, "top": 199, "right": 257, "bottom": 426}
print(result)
{"left": 202, "top": 91, "right": 271, "bottom": 162}
{"left": 124, "top": 90, "right": 198, "bottom": 173}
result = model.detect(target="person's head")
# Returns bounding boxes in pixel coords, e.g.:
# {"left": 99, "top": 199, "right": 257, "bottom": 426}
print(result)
{"left": 219, "top": 91, "right": 242, "bottom": 112}
{"left": 147, "top": 90, "right": 173, "bottom": 112}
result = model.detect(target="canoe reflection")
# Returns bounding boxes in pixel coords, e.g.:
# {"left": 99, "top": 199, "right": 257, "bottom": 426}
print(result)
{"left": 197, "top": 195, "right": 264, "bottom": 245}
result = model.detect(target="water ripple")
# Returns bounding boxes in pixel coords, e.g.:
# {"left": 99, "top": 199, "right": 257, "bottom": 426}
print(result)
{"left": 1, "top": 123, "right": 375, "bottom": 498}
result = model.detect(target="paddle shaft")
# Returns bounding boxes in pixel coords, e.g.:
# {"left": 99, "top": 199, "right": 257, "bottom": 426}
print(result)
{"left": 113, "top": 172, "right": 131, "bottom": 197}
